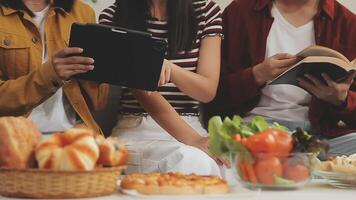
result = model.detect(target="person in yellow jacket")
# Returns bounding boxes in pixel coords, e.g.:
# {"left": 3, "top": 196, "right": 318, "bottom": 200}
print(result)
{"left": 0, "top": 0, "right": 109, "bottom": 135}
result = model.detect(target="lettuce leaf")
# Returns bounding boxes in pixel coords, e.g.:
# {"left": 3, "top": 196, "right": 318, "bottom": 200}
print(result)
{"left": 208, "top": 116, "right": 229, "bottom": 157}
{"left": 249, "top": 116, "right": 270, "bottom": 132}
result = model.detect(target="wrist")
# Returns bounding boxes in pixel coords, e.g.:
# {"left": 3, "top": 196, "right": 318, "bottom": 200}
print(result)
{"left": 184, "top": 134, "right": 204, "bottom": 147}
{"left": 252, "top": 64, "right": 266, "bottom": 86}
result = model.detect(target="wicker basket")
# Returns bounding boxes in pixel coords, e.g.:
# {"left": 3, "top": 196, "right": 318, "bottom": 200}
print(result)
{"left": 0, "top": 167, "right": 125, "bottom": 199}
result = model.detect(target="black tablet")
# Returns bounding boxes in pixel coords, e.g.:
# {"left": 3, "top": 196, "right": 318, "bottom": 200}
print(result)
{"left": 69, "top": 23, "right": 167, "bottom": 91}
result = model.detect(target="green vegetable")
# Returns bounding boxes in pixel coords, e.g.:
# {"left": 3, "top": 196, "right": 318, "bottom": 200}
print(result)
{"left": 222, "top": 117, "right": 240, "bottom": 136}
{"left": 274, "top": 175, "right": 296, "bottom": 185}
{"left": 271, "top": 122, "right": 289, "bottom": 132}
{"left": 249, "top": 116, "right": 270, "bottom": 132}
{"left": 208, "top": 115, "right": 289, "bottom": 159}
{"left": 208, "top": 116, "right": 231, "bottom": 157}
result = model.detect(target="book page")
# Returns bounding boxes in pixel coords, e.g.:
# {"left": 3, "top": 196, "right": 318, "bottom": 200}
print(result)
{"left": 297, "top": 46, "right": 350, "bottom": 63}
{"left": 352, "top": 59, "right": 356, "bottom": 68}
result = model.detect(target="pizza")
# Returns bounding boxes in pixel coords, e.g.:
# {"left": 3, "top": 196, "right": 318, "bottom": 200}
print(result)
{"left": 121, "top": 172, "right": 229, "bottom": 195}
{"left": 317, "top": 154, "right": 356, "bottom": 174}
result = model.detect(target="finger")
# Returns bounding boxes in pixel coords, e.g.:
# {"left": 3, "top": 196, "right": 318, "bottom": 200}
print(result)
{"left": 219, "top": 158, "right": 231, "bottom": 168}
{"left": 159, "top": 74, "right": 165, "bottom": 86}
{"left": 304, "top": 74, "right": 325, "bottom": 88}
{"left": 66, "top": 64, "right": 95, "bottom": 71}
{"left": 214, "top": 158, "right": 223, "bottom": 166}
{"left": 275, "top": 57, "right": 298, "bottom": 68}
{"left": 321, "top": 73, "right": 335, "bottom": 87}
{"left": 58, "top": 56, "right": 95, "bottom": 65}
{"left": 297, "top": 78, "right": 320, "bottom": 97}
{"left": 272, "top": 53, "right": 296, "bottom": 60}
{"left": 165, "top": 66, "right": 171, "bottom": 84}
{"left": 55, "top": 47, "right": 83, "bottom": 58}
{"left": 66, "top": 70, "right": 91, "bottom": 78}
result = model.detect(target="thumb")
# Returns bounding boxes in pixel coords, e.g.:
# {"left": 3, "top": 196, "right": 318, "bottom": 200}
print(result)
{"left": 272, "top": 53, "right": 296, "bottom": 60}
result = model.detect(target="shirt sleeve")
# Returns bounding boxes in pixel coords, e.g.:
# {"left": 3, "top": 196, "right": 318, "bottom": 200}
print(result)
{"left": 99, "top": 3, "right": 117, "bottom": 25}
{"left": 201, "top": 0, "right": 223, "bottom": 39}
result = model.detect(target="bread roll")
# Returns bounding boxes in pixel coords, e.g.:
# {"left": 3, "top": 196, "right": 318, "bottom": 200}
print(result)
{"left": 35, "top": 128, "right": 99, "bottom": 171}
{"left": 95, "top": 136, "right": 128, "bottom": 167}
{"left": 0, "top": 117, "right": 41, "bottom": 169}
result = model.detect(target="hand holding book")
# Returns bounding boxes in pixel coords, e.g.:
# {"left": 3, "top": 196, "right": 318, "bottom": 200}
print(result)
{"left": 297, "top": 71, "right": 356, "bottom": 107}
{"left": 268, "top": 46, "right": 356, "bottom": 87}
{"left": 252, "top": 53, "right": 299, "bottom": 85}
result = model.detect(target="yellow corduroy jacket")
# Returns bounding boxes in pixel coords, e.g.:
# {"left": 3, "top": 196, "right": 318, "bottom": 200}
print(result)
{"left": 0, "top": 1, "right": 109, "bottom": 135}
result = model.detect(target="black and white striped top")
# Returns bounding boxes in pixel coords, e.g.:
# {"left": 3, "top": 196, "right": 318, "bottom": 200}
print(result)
{"left": 99, "top": 0, "right": 223, "bottom": 115}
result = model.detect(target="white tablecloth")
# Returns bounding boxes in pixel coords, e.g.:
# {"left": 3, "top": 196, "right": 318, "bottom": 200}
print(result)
{"left": 1, "top": 180, "right": 354, "bottom": 200}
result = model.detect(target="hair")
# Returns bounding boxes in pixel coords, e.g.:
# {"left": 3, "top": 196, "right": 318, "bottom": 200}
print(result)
{"left": 0, "top": 0, "right": 75, "bottom": 17}
{"left": 113, "top": 0, "right": 198, "bottom": 57}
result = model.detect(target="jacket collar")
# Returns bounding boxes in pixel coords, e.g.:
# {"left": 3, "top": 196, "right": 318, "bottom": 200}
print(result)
{"left": 254, "top": 0, "right": 335, "bottom": 20}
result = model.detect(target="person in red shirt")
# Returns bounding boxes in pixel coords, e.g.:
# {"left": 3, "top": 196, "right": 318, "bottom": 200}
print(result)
{"left": 206, "top": 0, "right": 356, "bottom": 156}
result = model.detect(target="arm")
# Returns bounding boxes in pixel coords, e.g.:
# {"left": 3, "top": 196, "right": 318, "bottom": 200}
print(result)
{"left": 0, "top": 61, "right": 63, "bottom": 116}
{"left": 168, "top": 36, "right": 221, "bottom": 103}
{"left": 132, "top": 90, "right": 204, "bottom": 146}
{"left": 303, "top": 73, "right": 356, "bottom": 137}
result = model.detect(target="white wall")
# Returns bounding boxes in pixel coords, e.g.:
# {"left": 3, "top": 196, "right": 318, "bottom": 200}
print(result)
{"left": 86, "top": 0, "right": 355, "bottom": 16}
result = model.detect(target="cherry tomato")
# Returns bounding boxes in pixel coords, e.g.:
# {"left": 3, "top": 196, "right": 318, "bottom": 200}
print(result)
{"left": 283, "top": 162, "right": 310, "bottom": 182}
{"left": 270, "top": 129, "right": 293, "bottom": 156}
{"left": 254, "top": 156, "right": 283, "bottom": 185}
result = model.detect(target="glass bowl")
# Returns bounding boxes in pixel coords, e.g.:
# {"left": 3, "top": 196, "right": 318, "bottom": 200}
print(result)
{"left": 231, "top": 152, "right": 316, "bottom": 190}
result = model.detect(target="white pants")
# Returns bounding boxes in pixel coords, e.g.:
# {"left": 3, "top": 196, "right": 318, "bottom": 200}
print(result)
{"left": 112, "top": 115, "right": 233, "bottom": 180}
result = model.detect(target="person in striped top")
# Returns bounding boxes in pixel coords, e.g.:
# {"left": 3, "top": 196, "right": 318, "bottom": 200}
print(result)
{"left": 100, "top": 0, "right": 230, "bottom": 178}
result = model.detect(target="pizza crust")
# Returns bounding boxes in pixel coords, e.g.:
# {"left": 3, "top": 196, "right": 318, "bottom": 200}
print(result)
{"left": 121, "top": 173, "right": 229, "bottom": 195}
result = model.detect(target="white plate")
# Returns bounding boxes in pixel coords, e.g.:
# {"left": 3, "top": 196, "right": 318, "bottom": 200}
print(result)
{"left": 314, "top": 170, "right": 356, "bottom": 189}
{"left": 119, "top": 187, "right": 260, "bottom": 199}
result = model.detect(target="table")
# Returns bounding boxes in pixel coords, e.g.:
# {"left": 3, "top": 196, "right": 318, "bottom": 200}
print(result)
{"left": 1, "top": 180, "right": 354, "bottom": 200}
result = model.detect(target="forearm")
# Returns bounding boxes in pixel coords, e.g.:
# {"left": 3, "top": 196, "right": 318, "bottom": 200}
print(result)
{"left": 0, "top": 61, "right": 62, "bottom": 116}
{"left": 132, "top": 90, "right": 203, "bottom": 145}
{"left": 170, "top": 64, "right": 218, "bottom": 103}
{"left": 169, "top": 36, "right": 221, "bottom": 103}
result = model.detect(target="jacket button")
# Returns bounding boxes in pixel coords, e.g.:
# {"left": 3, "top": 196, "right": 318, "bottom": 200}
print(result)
{"left": 3, "top": 38, "right": 11, "bottom": 46}
{"left": 32, "top": 37, "right": 39, "bottom": 44}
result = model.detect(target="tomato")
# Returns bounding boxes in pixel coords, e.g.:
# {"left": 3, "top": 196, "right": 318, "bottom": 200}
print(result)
{"left": 283, "top": 162, "right": 310, "bottom": 182}
{"left": 254, "top": 156, "right": 283, "bottom": 185}
{"left": 270, "top": 129, "right": 293, "bottom": 156}
{"left": 245, "top": 128, "right": 292, "bottom": 157}
{"left": 245, "top": 129, "right": 277, "bottom": 156}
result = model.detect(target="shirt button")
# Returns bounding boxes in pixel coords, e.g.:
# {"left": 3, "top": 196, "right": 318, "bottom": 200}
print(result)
{"left": 3, "top": 38, "right": 11, "bottom": 46}
{"left": 32, "top": 37, "right": 39, "bottom": 44}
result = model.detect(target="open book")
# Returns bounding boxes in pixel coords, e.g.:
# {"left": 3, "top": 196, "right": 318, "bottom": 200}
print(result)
{"left": 269, "top": 46, "right": 356, "bottom": 86}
